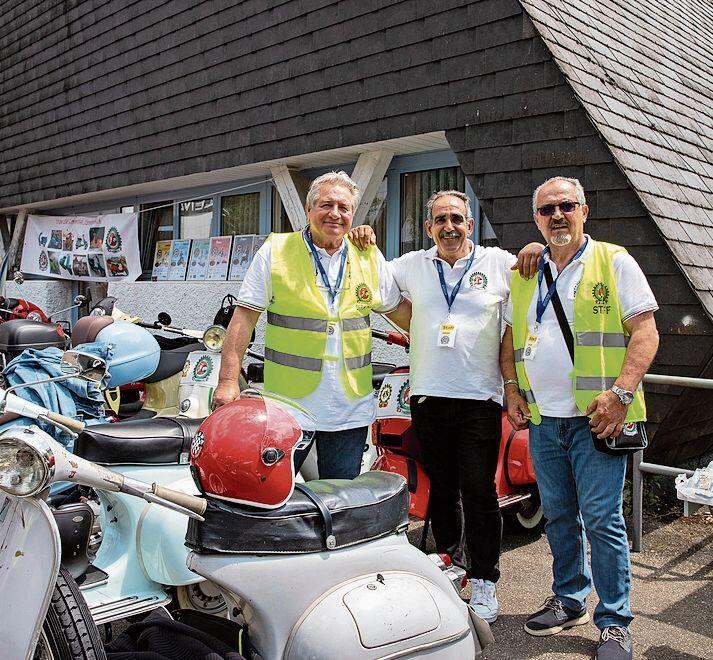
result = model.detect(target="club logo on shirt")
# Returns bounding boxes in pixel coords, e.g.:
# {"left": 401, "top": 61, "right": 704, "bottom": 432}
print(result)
{"left": 622, "top": 422, "right": 637, "bottom": 436}
{"left": 378, "top": 382, "right": 393, "bottom": 408}
{"left": 192, "top": 355, "right": 214, "bottom": 381}
{"left": 355, "top": 282, "right": 373, "bottom": 308}
{"left": 592, "top": 282, "right": 611, "bottom": 315}
{"left": 469, "top": 271, "right": 488, "bottom": 290}
{"left": 397, "top": 380, "right": 411, "bottom": 414}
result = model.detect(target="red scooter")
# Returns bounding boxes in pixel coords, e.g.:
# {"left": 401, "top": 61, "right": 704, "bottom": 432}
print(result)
{"left": 370, "top": 328, "right": 543, "bottom": 538}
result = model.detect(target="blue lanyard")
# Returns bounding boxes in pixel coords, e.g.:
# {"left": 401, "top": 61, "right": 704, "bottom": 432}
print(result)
{"left": 305, "top": 229, "right": 348, "bottom": 305}
{"left": 536, "top": 238, "right": 588, "bottom": 324}
{"left": 434, "top": 247, "right": 476, "bottom": 313}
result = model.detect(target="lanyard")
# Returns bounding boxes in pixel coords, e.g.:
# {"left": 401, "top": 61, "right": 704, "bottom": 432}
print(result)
{"left": 535, "top": 238, "right": 588, "bottom": 324}
{"left": 434, "top": 247, "right": 476, "bottom": 313}
{"left": 305, "top": 229, "right": 348, "bottom": 305}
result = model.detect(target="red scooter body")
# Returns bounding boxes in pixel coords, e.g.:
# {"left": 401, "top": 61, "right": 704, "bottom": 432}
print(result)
{"left": 371, "top": 330, "right": 540, "bottom": 528}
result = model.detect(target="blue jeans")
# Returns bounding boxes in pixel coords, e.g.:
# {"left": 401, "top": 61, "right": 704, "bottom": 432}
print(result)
{"left": 529, "top": 416, "right": 632, "bottom": 629}
{"left": 315, "top": 426, "right": 368, "bottom": 479}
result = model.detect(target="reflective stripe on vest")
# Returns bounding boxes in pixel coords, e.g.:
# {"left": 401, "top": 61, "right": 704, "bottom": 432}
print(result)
{"left": 509, "top": 240, "right": 646, "bottom": 425}
{"left": 267, "top": 311, "right": 328, "bottom": 332}
{"left": 345, "top": 353, "right": 371, "bottom": 370}
{"left": 342, "top": 316, "right": 371, "bottom": 332}
{"left": 264, "top": 347, "right": 323, "bottom": 372}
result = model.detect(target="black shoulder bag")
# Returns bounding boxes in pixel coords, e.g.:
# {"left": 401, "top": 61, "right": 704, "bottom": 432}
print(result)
{"left": 544, "top": 264, "right": 647, "bottom": 455}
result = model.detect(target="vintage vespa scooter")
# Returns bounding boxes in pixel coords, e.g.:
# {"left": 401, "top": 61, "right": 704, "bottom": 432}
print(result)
{"left": 0, "top": 360, "right": 494, "bottom": 660}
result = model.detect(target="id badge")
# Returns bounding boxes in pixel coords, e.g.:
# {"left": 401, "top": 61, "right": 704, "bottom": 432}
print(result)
{"left": 523, "top": 327, "right": 540, "bottom": 360}
{"left": 437, "top": 321, "right": 457, "bottom": 348}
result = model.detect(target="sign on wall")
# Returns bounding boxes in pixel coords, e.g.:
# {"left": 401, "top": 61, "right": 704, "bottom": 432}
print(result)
{"left": 21, "top": 214, "right": 141, "bottom": 282}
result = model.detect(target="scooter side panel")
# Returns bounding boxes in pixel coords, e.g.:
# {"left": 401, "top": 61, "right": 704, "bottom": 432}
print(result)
{"left": 0, "top": 494, "right": 61, "bottom": 660}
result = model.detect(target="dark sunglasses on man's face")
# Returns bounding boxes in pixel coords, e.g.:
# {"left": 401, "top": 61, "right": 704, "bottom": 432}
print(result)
{"left": 536, "top": 201, "right": 581, "bottom": 217}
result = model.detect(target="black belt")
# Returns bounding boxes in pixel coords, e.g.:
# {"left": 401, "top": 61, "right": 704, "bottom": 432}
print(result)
{"left": 294, "top": 483, "right": 336, "bottom": 550}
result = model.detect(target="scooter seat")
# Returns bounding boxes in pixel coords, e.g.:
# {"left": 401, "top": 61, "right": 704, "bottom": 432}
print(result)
{"left": 186, "top": 471, "right": 409, "bottom": 554}
{"left": 144, "top": 339, "right": 203, "bottom": 383}
{"left": 371, "top": 361, "right": 396, "bottom": 388}
{"left": 73, "top": 416, "right": 205, "bottom": 465}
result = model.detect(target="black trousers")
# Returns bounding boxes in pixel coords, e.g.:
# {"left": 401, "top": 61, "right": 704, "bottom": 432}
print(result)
{"left": 411, "top": 395, "right": 502, "bottom": 582}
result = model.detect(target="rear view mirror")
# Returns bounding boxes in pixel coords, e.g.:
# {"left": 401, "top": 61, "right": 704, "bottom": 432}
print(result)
{"left": 157, "top": 312, "right": 172, "bottom": 326}
{"left": 60, "top": 351, "right": 108, "bottom": 383}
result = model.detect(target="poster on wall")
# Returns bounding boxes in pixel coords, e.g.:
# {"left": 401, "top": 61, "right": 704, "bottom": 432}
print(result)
{"left": 152, "top": 240, "right": 172, "bottom": 281}
{"left": 206, "top": 236, "right": 232, "bottom": 281}
{"left": 21, "top": 213, "right": 141, "bottom": 282}
{"left": 186, "top": 238, "right": 210, "bottom": 281}
{"left": 168, "top": 239, "right": 191, "bottom": 281}
{"left": 228, "top": 235, "right": 255, "bottom": 281}
{"left": 252, "top": 234, "right": 268, "bottom": 255}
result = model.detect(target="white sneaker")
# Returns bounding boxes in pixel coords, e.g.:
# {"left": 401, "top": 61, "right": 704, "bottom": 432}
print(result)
{"left": 468, "top": 578, "right": 499, "bottom": 623}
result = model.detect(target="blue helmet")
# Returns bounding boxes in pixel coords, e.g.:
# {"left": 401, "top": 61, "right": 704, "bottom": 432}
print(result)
{"left": 94, "top": 320, "right": 160, "bottom": 388}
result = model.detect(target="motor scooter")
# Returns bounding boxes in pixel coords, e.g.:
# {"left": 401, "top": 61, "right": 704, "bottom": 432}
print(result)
{"left": 370, "top": 328, "right": 543, "bottom": 532}
{"left": 0, "top": 360, "right": 494, "bottom": 659}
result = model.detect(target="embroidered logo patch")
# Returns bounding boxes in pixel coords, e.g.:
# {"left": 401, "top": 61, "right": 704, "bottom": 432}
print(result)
{"left": 469, "top": 271, "right": 488, "bottom": 290}
{"left": 192, "top": 355, "right": 214, "bottom": 381}
{"left": 592, "top": 282, "right": 609, "bottom": 304}
{"left": 355, "top": 282, "right": 373, "bottom": 306}
{"left": 190, "top": 431, "right": 205, "bottom": 458}
{"left": 378, "top": 382, "right": 393, "bottom": 408}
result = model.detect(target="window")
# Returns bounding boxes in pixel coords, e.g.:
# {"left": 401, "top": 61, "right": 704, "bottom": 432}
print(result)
{"left": 180, "top": 198, "right": 213, "bottom": 239}
{"left": 400, "top": 167, "right": 465, "bottom": 254}
{"left": 222, "top": 192, "right": 260, "bottom": 235}
{"left": 139, "top": 201, "right": 173, "bottom": 272}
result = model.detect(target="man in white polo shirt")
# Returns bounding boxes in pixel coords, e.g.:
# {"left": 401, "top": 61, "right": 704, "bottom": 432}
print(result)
{"left": 352, "top": 190, "right": 541, "bottom": 623}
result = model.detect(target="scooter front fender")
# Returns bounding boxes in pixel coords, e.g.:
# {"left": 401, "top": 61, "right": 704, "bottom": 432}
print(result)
{"left": 0, "top": 493, "right": 61, "bottom": 660}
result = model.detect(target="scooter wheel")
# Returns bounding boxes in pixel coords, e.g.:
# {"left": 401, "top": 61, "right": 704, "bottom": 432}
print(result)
{"left": 506, "top": 496, "right": 545, "bottom": 533}
{"left": 34, "top": 566, "right": 106, "bottom": 660}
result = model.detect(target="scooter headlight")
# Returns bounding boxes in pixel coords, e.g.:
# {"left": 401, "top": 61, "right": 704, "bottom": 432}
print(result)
{"left": 202, "top": 325, "right": 226, "bottom": 352}
{"left": 26, "top": 311, "right": 43, "bottom": 322}
{"left": 0, "top": 434, "right": 49, "bottom": 496}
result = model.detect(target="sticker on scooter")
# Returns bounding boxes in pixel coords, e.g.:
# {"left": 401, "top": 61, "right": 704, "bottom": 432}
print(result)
{"left": 397, "top": 380, "right": 411, "bottom": 414}
{"left": 622, "top": 422, "right": 637, "bottom": 436}
{"left": 192, "top": 355, "right": 214, "bottom": 382}
{"left": 378, "top": 383, "right": 393, "bottom": 408}
{"left": 191, "top": 431, "right": 205, "bottom": 458}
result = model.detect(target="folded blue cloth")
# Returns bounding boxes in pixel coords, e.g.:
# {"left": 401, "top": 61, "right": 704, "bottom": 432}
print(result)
{"left": 1, "top": 344, "right": 110, "bottom": 448}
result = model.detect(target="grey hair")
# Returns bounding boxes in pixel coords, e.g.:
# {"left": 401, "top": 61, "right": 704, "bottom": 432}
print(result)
{"left": 532, "top": 176, "right": 586, "bottom": 214}
{"left": 306, "top": 171, "right": 360, "bottom": 210}
{"left": 426, "top": 190, "right": 472, "bottom": 222}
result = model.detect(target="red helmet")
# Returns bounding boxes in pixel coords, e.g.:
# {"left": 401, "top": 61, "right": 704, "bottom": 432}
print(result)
{"left": 190, "top": 392, "right": 312, "bottom": 509}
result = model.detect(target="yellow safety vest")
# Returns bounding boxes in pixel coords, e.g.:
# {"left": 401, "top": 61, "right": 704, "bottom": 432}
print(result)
{"left": 265, "top": 232, "right": 381, "bottom": 400}
{"left": 510, "top": 240, "right": 646, "bottom": 425}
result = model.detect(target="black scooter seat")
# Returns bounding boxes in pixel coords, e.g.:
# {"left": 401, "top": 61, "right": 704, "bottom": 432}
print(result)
{"left": 186, "top": 471, "right": 409, "bottom": 554}
{"left": 73, "top": 416, "right": 204, "bottom": 465}
{"left": 144, "top": 339, "right": 203, "bottom": 383}
{"left": 371, "top": 361, "right": 396, "bottom": 388}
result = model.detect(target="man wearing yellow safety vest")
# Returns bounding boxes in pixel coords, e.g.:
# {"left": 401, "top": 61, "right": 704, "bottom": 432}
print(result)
{"left": 501, "top": 176, "right": 659, "bottom": 660}
{"left": 212, "top": 171, "right": 410, "bottom": 479}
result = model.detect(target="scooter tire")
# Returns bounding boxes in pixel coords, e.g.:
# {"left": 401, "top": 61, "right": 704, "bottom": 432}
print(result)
{"left": 35, "top": 566, "right": 106, "bottom": 660}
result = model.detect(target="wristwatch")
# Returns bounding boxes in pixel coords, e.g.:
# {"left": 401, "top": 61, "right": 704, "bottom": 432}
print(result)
{"left": 610, "top": 385, "right": 634, "bottom": 405}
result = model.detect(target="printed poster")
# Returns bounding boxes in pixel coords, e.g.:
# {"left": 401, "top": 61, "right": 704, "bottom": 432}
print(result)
{"left": 206, "top": 236, "right": 232, "bottom": 281}
{"left": 168, "top": 239, "right": 191, "bottom": 281}
{"left": 22, "top": 213, "right": 140, "bottom": 282}
{"left": 151, "top": 240, "right": 172, "bottom": 281}
{"left": 186, "top": 238, "right": 210, "bottom": 281}
{"left": 252, "top": 234, "right": 268, "bottom": 255}
{"left": 228, "top": 235, "right": 255, "bottom": 281}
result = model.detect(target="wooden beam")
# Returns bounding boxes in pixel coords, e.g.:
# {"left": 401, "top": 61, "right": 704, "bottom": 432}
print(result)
{"left": 351, "top": 149, "right": 394, "bottom": 227}
{"left": 270, "top": 165, "right": 307, "bottom": 231}
{"left": 0, "top": 208, "right": 29, "bottom": 297}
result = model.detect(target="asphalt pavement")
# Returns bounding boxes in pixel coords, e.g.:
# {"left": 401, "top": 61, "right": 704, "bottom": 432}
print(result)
{"left": 411, "top": 510, "right": 713, "bottom": 659}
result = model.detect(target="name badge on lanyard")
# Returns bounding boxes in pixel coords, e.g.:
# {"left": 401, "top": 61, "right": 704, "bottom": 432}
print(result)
{"left": 523, "top": 325, "right": 539, "bottom": 360}
{"left": 434, "top": 248, "right": 476, "bottom": 349}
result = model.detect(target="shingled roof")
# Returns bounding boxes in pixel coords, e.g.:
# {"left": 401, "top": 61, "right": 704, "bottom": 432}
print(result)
{"left": 520, "top": 0, "right": 713, "bottom": 314}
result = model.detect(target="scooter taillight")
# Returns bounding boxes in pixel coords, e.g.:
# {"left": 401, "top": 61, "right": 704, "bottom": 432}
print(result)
{"left": 428, "top": 553, "right": 467, "bottom": 593}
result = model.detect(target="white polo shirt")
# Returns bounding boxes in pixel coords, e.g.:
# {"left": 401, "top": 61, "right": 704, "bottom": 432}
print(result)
{"left": 389, "top": 242, "right": 517, "bottom": 402}
{"left": 237, "top": 234, "right": 402, "bottom": 431}
{"left": 503, "top": 236, "right": 658, "bottom": 417}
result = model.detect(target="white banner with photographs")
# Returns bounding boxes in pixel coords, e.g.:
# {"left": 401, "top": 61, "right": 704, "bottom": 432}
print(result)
{"left": 21, "top": 214, "right": 141, "bottom": 282}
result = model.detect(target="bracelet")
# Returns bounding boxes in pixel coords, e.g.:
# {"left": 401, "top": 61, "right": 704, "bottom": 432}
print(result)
{"left": 503, "top": 379, "right": 519, "bottom": 387}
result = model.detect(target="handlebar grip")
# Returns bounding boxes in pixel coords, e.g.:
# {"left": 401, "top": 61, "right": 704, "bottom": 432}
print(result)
{"left": 46, "top": 411, "right": 86, "bottom": 433}
{"left": 152, "top": 484, "right": 207, "bottom": 516}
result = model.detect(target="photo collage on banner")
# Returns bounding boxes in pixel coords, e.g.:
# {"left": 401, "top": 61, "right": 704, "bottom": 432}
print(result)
{"left": 21, "top": 214, "right": 141, "bottom": 282}
{"left": 152, "top": 235, "right": 268, "bottom": 282}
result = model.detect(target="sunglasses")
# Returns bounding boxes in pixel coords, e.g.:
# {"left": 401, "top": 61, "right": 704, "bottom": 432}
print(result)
{"left": 536, "top": 201, "right": 581, "bottom": 217}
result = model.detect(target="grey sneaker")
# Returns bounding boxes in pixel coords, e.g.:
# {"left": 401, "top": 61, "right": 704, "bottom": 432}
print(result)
{"left": 596, "top": 626, "right": 633, "bottom": 659}
{"left": 524, "top": 596, "right": 590, "bottom": 636}
{"left": 468, "top": 578, "right": 499, "bottom": 623}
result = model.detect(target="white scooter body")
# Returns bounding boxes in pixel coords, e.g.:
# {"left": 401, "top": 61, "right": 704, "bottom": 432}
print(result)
{"left": 178, "top": 349, "right": 221, "bottom": 418}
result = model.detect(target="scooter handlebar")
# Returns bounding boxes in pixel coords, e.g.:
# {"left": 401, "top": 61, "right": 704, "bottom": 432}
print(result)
{"left": 372, "top": 329, "right": 410, "bottom": 348}
{"left": 152, "top": 484, "right": 207, "bottom": 516}
{"left": 45, "top": 411, "right": 86, "bottom": 433}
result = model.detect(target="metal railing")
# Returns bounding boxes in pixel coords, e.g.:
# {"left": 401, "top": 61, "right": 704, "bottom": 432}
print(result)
{"left": 631, "top": 373, "right": 713, "bottom": 552}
